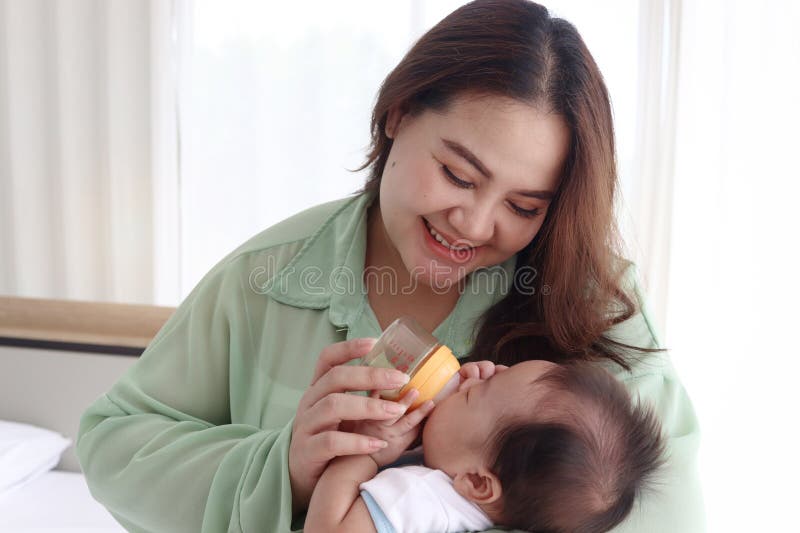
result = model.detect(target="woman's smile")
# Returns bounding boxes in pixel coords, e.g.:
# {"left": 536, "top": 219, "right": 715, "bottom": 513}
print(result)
{"left": 421, "top": 217, "right": 482, "bottom": 266}
{"left": 423, "top": 217, "right": 475, "bottom": 251}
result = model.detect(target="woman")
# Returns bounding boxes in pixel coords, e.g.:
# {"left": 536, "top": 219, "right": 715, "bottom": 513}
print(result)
{"left": 77, "top": 1, "right": 703, "bottom": 531}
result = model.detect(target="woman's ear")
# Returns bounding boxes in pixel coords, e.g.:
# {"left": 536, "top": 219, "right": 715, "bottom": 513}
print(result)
{"left": 452, "top": 468, "right": 502, "bottom": 505}
{"left": 385, "top": 105, "right": 409, "bottom": 139}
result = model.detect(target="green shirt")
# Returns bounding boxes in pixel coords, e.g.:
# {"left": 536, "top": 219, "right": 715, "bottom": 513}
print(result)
{"left": 77, "top": 191, "right": 704, "bottom": 532}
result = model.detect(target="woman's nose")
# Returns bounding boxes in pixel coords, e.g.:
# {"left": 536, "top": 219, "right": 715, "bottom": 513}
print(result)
{"left": 450, "top": 202, "right": 495, "bottom": 244}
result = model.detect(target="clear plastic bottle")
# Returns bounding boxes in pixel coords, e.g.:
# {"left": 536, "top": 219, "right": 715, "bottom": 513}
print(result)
{"left": 360, "top": 316, "right": 461, "bottom": 410}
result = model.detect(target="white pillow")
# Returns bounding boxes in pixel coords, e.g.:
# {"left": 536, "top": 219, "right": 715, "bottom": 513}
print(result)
{"left": 0, "top": 420, "right": 71, "bottom": 497}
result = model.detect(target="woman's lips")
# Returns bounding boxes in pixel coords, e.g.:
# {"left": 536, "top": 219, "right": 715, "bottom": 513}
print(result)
{"left": 422, "top": 218, "right": 473, "bottom": 250}
{"left": 421, "top": 217, "right": 479, "bottom": 264}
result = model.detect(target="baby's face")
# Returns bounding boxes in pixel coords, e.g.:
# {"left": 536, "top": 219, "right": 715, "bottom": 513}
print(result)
{"left": 422, "top": 359, "right": 557, "bottom": 476}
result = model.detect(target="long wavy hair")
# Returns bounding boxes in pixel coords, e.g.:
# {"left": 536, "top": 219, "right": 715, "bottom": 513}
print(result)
{"left": 356, "top": 0, "right": 661, "bottom": 370}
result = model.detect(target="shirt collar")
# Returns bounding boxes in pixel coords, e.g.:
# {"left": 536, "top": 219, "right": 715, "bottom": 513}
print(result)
{"left": 265, "top": 190, "right": 517, "bottom": 358}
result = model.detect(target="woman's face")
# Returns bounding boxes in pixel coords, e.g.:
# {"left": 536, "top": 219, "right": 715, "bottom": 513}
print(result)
{"left": 377, "top": 93, "right": 571, "bottom": 289}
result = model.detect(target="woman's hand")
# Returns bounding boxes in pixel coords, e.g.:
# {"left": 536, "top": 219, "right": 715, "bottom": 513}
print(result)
{"left": 352, "top": 388, "right": 435, "bottom": 468}
{"left": 289, "top": 338, "right": 412, "bottom": 514}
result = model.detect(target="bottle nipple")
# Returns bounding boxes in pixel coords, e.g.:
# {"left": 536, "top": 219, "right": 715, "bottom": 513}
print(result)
{"left": 431, "top": 372, "right": 461, "bottom": 404}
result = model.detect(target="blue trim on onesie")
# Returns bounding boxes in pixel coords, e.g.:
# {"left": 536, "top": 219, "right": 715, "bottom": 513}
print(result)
{"left": 360, "top": 490, "right": 397, "bottom": 533}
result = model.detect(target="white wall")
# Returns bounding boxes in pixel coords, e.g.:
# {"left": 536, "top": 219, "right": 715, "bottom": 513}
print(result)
{"left": 0, "top": 346, "right": 137, "bottom": 472}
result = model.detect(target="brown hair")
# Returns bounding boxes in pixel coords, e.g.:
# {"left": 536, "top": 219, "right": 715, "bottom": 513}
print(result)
{"left": 356, "top": 0, "right": 662, "bottom": 369}
{"left": 487, "top": 363, "right": 666, "bottom": 532}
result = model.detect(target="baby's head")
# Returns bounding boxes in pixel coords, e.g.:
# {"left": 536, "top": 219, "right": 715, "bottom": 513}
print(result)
{"left": 421, "top": 360, "right": 665, "bottom": 532}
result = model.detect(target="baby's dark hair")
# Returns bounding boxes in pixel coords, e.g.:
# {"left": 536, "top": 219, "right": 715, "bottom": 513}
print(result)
{"left": 486, "top": 362, "right": 665, "bottom": 532}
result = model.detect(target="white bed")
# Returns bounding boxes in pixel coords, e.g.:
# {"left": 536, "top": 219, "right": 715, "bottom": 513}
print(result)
{"left": 0, "top": 297, "right": 172, "bottom": 532}
{"left": 0, "top": 470, "right": 125, "bottom": 532}
{"left": 0, "top": 342, "right": 140, "bottom": 532}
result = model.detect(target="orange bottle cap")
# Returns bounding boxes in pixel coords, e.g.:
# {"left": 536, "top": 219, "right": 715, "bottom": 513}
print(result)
{"left": 400, "top": 345, "right": 460, "bottom": 410}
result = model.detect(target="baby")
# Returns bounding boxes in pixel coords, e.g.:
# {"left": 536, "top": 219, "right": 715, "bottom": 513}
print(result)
{"left": 305, "top": 359, "right": 665, "bottom": 533}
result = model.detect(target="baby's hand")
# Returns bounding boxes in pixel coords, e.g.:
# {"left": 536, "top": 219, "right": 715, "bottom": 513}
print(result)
{"left": 458, "top": 360, "right": 508, "bottom": 384}
{"left": 350, "top": 389, "right": 434, "bottom": 467}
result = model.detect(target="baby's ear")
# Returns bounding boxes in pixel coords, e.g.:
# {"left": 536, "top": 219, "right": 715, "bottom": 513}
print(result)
{"left": 453, "top": 468, "right": 502, "bottom": 505}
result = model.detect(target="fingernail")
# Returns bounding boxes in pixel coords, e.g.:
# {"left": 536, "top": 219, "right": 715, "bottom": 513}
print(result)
{"left": 361, "top": 338, "right": 377, "bottom": 349}
{"left": 389, "top": 371, "right": 410, "bottom": 386}
{"left": 372, "top": 439, "right": 388, "bottom": 449}
{"left": 385, "top": 402, "right": 405, "bottom": 414}
{"left": 383, "top": 402, "right": 406, "bottom": 415}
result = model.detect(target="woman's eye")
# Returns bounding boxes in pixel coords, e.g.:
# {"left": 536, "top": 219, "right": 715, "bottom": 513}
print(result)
{"left": 439, "top": 162, "right": 540, "bottom": 219}
{"left": 510, "top": 203, "right": 541, "bottom": 218}
{"left": 440, "top": 165, "right": 474, "bottom": 189}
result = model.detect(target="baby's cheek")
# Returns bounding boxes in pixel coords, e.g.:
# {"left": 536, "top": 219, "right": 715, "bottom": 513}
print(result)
{"left": 421, "top": 413, "right": 448, "bottom": 452}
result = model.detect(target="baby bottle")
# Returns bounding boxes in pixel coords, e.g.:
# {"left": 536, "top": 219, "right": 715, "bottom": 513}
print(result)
{"left": 360, "top": 316, "right": 461, "bottom": 410}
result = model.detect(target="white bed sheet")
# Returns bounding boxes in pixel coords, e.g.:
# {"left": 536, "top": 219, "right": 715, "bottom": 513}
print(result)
{"left": 0, "top": 470, "right": 125, "bottom": 532}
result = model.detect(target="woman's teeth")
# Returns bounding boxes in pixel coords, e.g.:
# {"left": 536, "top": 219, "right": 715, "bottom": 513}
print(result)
{"left": 425, "top": 220, "right": 472, "bottom": 251}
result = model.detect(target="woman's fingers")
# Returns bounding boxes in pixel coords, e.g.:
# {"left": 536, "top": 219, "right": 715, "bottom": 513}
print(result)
{"left": 306, "top": 430, "right": 388, "bottom": 460}
{"left": 310, "top": 337, "right": 377, "bottom": 385}
{"left": 394, "top": 400, "right": 435, "bottom": 433}
{"left": 380, "top": 388, "right": 419, "bottom": 426}
{"left": 301, "top": 392, "right": 407, "bottom": 435}
{"left": 398, "top": 388, "right": 419, "bottom": 408}
{"left": 303, "top": 364, "right": 409, "bottom": 408}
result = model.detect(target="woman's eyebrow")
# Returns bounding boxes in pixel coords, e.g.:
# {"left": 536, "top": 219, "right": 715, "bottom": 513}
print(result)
{"left": 441, "top": 138, "right": 555, "bottom": 200}
{"left": 442, "top": 138, "right": 493, "bottom": 178}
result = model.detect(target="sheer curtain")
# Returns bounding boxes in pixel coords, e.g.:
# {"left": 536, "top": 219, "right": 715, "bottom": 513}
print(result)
{"left": 0, "top": 0, "right": 179, "bottom": 305}
{"left": 0, "top": 0, "right": 641, "bottom": 306}
{"left": 625, "top": 0, "right": 681, "bottom": 338}
{"left": 177, "top": 0, "right": 642, "bottom": 298}
{"left": 176, "top": 1, "right": 426, "bottom": 295}
{"left": 666, "top": 1, "right": 800, "bottom": 530}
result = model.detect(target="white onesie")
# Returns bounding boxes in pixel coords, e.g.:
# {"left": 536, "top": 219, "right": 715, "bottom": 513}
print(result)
{"left": 359, "top": 465, "right": 493, "bottom": 533}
